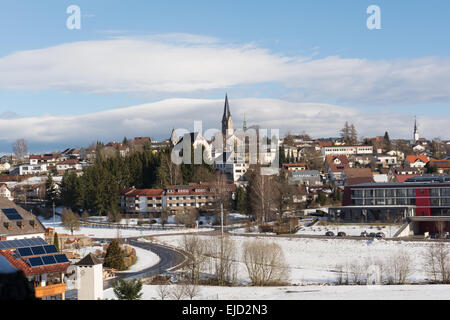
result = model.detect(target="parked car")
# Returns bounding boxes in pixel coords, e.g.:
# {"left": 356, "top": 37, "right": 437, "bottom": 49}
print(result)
{"left": 430, "top": 233, "right": 439, "bottom": 239}
{"left": 360, "top": 231, "right": 368, "bottom": 237}
{"left": 337, "top": 232, "right": 346, "bottom": 237}
{"left": 376, "top": 232, "right": 385, "bottom": 239}
{"left": 325, "top": 231, "right": 335, "bottom": 237}
{"left": 367, "top": 232, "right": 377, "bottom": 238}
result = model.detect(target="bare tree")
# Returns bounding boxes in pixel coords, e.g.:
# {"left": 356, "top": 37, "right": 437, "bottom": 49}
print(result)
{"left": 157, "top": 284, "right": 170, "bottom": 300}
{"left": 208, "top": 236, "right": 238, "bottom": 286}
{"left": 247, "top": 165, "right": 273, "bottom": 225}
{"left": 180, "top": 235, "right": 208, "bottom": 283}
{"left": 12, "top": 139, "right": 28, "bottom": 160}
{"left": 184, "top": 283, "right": 200, "bottom": 300}
{"left": 242, "top": 239, "right": 289, "bottom": 286}
{"left": 386, "top": 250, "right": 412, "bottom": 284}
{"left": 424, "top": 242, "right": 450, "bottom": 283}
{"left": 61, "top": 208, "right": 80, "bottom": 235}
{"left": 169, "top": 284, "right": 187, "bottom": 300}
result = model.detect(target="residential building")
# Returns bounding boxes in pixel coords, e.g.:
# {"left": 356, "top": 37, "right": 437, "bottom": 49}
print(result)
{"left": 342, "top": 168, "right": 374, "bottom": 186}
{"left": 288, "top": 170, "right": 322, "bottom": 186}
{"left": 321, "top": 145, "right": 373, "bottom": 157}
{"left": 0, "top": 238, "right": 70, "bottom": 300}
{"left": 429, "top": 160, "right": 450, "bottom": 174}
{"left": 372, "top": 155, "right": 398, "bottom": 168}
{"left": 29, "top": 154, "right": 57, "bottom": 165}
{"left": 0, "top": 184, "right": 13, "bottom": 201}
{"left": 0, "top": 199, "right": 46, "bottom": 240}
{"left": 325, "top": 155, "right": 350, "bottom": 184}
{"left": 119, "top": 188, "right": 165, "bottom": 216}
{"left": 282, "top": 163, "right": 307, "bottom": 172}
{"left": 56, "top": 159, "right": 83, "bottom": 173}
{"left": 19, "top": 164, "right": 48, "bottom": 176}
{"left": 405, "top": 155, "right": 429, "bottom": 168}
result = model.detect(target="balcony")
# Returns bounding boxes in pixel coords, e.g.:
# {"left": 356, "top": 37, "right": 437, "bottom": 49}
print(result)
{"left": 34, "top": 282, "right": 66, "bottom": 299}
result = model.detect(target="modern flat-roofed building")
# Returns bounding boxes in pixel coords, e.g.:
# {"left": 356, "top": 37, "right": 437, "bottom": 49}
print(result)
{"left": 329, "top": 175, "right": 450, "bottom": 234}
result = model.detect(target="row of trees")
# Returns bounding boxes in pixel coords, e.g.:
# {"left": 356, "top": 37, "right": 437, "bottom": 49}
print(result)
{"left": 180, "top": 235, "right": 289, "bottom": 286}
{"left": 57, "top": 145, "right": 215, "bottom": 217}
{"left": 336, "top": 242, "right": 450, "bottom": 285}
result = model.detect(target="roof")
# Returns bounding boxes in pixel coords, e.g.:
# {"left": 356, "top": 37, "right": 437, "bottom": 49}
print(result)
{"left": 0, "top": 199, "right": 46, "bottom": 237}
{"left": 75, "top": 253, "right": 102, "bottom": 266}
{"left": 282, "top": 163, "right": 307, "bottom": 168}
{"left": 123, "top": 188, "right": 164, "bottom": 197}
{"left": 345, "top": 177, "right": 375, "bottom": 186}
{"left": 394, "top": 174, "right": 420, "bottom": 183}
{"left": 343, "top": 168, "right": 373, "bottom": 178}
{"left": 0, "top": 254, "right": 18, "bottom": 274}
{"left": 406, "top": 155, "right": 429, "bottom": 164}
{"left": 57, "top": 159, "right": 79, "bottom": 165}
{"left": 429, "top": 160, "right": 450, "bottom": 169}
{"left": 0, "top": 249, "right": 69, "bottom": 276}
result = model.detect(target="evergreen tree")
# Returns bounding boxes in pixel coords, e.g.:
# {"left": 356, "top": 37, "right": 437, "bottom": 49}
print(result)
{"left": 384, "top": 131, "right": 391, "bottom": 149}
{"left": 340, "top": 122, "right": 350, "bottom": 144}
{"left": 104, "top": 239, "right": 126, "bottom": 271}
{"left": 349, "top": 124, "right": 358, "bottom": 145}
{"left": 113, "top": 278, "right": 143, "bottom": 300}
{"left": 45, "top": 173, "right": 58, "bottom": 206}
{"left": 53, "top": 232, "right": 60, "bottom": 252}
{"left": 235, "top": 186, "right": 247, "bottom": 215}
{"left": 316, "top": 192, "right": 327, "bottom": 206}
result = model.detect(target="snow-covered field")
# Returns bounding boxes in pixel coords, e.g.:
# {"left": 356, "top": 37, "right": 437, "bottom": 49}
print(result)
{"left": 103, "top": 284, "right": 450, "bottom": 300}
{"left": 295, "top": 223, "right": 401, "bottom": 237}
{"left": 38, "top": 215, "right": 213, "bottom": 238}
{"left": 155, "top": 234, "right": 446, "bottom": 285}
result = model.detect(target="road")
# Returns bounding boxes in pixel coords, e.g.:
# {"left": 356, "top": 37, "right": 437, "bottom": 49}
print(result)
{"left": 65, "top": 239, "right": 188, "bottom": 299}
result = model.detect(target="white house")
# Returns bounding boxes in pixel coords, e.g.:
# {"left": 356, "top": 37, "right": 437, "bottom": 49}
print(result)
{"left": 75, "top": 253, "right": 103, "bottom": 300}
{"left": 19, "top": 164, "right": 47, "bottom": 175}
{"left": 321, "top": 145, "right": 373, "bottom": 156}
{"left": 0, "top": 184, "right": 13, "bottom": 201}
{"left": 56, "top": 160, "right": 83, "bottom": 172}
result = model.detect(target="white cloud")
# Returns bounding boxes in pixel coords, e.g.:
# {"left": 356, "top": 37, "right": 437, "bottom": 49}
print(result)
{"left": 0, "top": 35, "right": 449, "bottom": 105}
{"left": 0, "top": 98, "right": 448, "bottom": 150}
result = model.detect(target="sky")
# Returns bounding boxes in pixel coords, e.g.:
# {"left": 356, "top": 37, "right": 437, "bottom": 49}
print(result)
{"left": 0, "top": 0, "right": 449, "bottom": 152}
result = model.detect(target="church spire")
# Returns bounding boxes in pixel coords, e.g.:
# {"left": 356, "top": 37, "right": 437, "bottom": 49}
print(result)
{"left": 413, "top": 116, "right": 419, "bottom": 143}
{"left": 243, "top": 112, "right": 247, "bottom": 130}
{"left": 221, "top": 93, "right": 233, "bottom": 136}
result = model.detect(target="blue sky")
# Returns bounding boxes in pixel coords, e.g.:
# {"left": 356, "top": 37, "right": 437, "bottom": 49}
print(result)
{"left": 0, "top": 1, "right": 449, "bottom": 151}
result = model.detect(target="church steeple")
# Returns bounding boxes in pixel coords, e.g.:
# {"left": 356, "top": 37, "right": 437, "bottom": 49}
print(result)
{"left": 414, "top": 116, "right": 419, "bottom": 143}
{"left": 243, "top": 112, "right": 247, "bottom": 131}
{"left": 221, "top": 93, "right": 233, "bottom": 136}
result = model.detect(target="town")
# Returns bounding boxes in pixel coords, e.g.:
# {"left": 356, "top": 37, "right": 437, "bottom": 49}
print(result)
{"left": 1, "top": 94, "right": 450, "bottom": 300}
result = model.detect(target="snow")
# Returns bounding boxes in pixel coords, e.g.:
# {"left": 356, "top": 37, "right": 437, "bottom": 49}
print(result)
{"left": 116, "top": 245, "right": 160, "bottom": 273}
{"left": 154, "top": 234, "right": 448, "bottom": 285}
{"left": 103, "top": 284, "right": 450, "bottom": 300}
{"left": 295, "top": 223, "right": 401, "bottom": 237}
{"left": 38, "top": 215, "right": 213, "bottom": 238}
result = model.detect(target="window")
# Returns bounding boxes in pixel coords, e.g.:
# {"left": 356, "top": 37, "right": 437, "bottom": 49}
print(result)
{"left": 364, "top": 189, "right": 374, "bottom": 197}
{"left": 385, "top": 189, "right": 395, "bottom": 197}
{"left": 352, "top": 190, "right": 363, "bottom": 198}
{"left": 396, "top": 189, "right": 407, "bottom": 197}
{"left": 430, "top": 189, "right": 440, "bottom": 197}
{"left": 430, "top": 199, "right": 440, "bottom": 206}
{"left": 375, "top": 189, "right": 384, "bottom": 198}
{"left": 407, "top": 189, "right": 415, "bottom": 197}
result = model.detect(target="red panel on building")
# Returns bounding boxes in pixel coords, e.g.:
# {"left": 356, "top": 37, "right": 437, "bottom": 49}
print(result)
{"left": 415, "top": 188, "right": 431, "bottom": 216}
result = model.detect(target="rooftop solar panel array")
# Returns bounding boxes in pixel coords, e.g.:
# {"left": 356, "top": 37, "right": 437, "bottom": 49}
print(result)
{"left": 26, "top": 254, "right": 69, "bottom": 267}
{"left": 17, "top": 245, "right": 58, "bottom": 258}
{"left": 1, "top": 208, "right": 22, "bottom": 221}
{"left": 0, "top": 238, "right": 47, "bottom": 249}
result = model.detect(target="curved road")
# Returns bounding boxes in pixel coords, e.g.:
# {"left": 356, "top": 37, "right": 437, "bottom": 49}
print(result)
{"left": 66, "top": 239, "right": 188, "bottom": 299}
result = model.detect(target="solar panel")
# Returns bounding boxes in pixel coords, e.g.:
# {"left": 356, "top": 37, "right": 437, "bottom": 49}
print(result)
{"left": 28, "top": 257, "right": 43, "bottom": 267}
{"left": 0, "top": 238, "right": 47, "bottom": 249}
{"left": 2, "top": 208, "right": 22, "bottom": 221}
{"left": 17, "top": 239, "right": 28, "bottom": 247}
{"left": 44, "top": 245, "right": 58, "bottom": 254}
{"left": 17, "top": 247, "right": 33, "bottom": 257}
{"left": 31, "top": 246, "right": 46, "bottom": 255}
{"left": 42, "top": 255, "right": 57, "bottom": 265}
{"left": 54, "top": 254, "right": 69, "bottom": 263}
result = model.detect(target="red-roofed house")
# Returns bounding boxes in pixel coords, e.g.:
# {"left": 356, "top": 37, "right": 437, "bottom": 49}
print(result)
{"left": 405, "top": 155, "right": 430, "bottom": 168}
{"left": 429, "top": 160, "right": 450, "bottom": 174}
{"left": 0, "top": 240, "right": 70, "bottom": 300}
{"left": 119, "top": 188, "right": 164, "bottom": 216}
{"left": 325, "top": 155, "right": 350, "bottom": 184}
